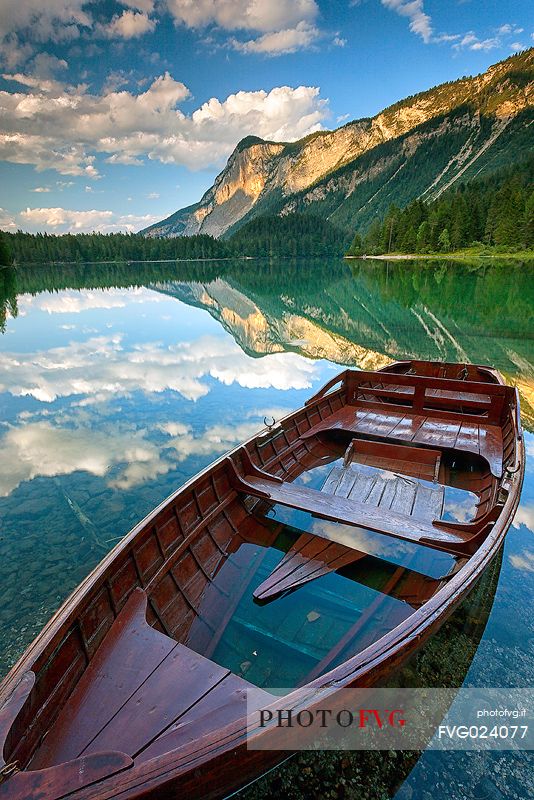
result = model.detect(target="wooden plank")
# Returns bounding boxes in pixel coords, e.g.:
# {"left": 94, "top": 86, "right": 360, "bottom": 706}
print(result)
{"left": 478, "top": 426, "right": 503, "bottom": 478}
{"left": 355, "top": 411, "right": 405, "bottom": 438}
{"left": 411, "top": 484, "right": 445, "bottom": 522}
{"left": 413, "top": 420, "right": 462, "bottom": 447}
{"left": 347, "top": 470, "right": 378, "bottom": 502}
{"left": 253, "top": 536, "right": 330, "bottom": 599}
{"left": 423, "top": 393, "right": 491, "bottom": 412}
{"left": 321, "top": 466, "right": 343, "bottom": 494}
{"left": 0, "top": 753, "right": 133, "bottom": 800}
{"left": 253, "top": 535, "right": 366, "bottom": 602}
{"left": 350, "top": 369, "right": 508, "bottom": 398}
{"left": 136, "top": 677, "right": 273, "bottom": 763}
{"left": 30, "top": 589, "right": 177, "bottom": 769}
{"left": 323, "top": 464, "right": 387, "bottom": 502}
{"left": 356, "top": 385, "right": 415, "bottom": 401}
{"left": 299, "top": 398, "right": 503, "bottom": 478}
{"left": 300, "top": 407, "right": 367, "bottom": 439}
{"left": 335, "top": 465, "right": 363, "bottom": 498}
{"left": 427, "top": 388, "right": 491, "bottom": 403}
{"left": 377, "top": 479, "right": 399, "bottom": 511}
{"left": 454, "top": 422, "right": 480, "bottom": 454}
{"left": 82, "top": 645, "right": 230, "bottom": 758}
{"left": 354, "top": 395, "right": 502, "bottom": 425}
{"left": 352, "top": 438, "right": 440, "bottom": 466}
{"left": 365, "top": 476, "right": 387, "bottom": 507}
{"left": 389, "top": 480, "right": 417, "bottom": 516}
{"left": 327, "top": 462, "right": 436, "bottom": 520}
{"left": 388, "top": 414, "right": 426, "bottom": 440}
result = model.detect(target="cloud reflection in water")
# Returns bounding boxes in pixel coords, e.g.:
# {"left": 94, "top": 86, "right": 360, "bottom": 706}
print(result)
{"left": 0, "top": 333, "right": 317, "bottom": 404}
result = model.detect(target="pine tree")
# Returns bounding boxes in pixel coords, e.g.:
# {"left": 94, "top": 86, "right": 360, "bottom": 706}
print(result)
{"left": 347, "top": 232, "right": 363, "bottom": 255}
{"left": 400, "top": 225, "right": 417, "bottom": 253}
{"left": 416, "top": 221, "right": 431, "bottom": 253}
{"left": 0, "top": 232, "right": 12, "bottom": 265}
{"left": 523, "top": 190, "right": 534, "bottom": 248}
{"left": 363, "top": 219, "right": 383, "bottom": 254}
{"left": 438, "top": 228, "right": 451, "bottom": 252}
{"left": 450, "top": 195, "right": 470, "bottom": 249}
{"left": 493, "top": 180, "right": 524, "bottom": 247}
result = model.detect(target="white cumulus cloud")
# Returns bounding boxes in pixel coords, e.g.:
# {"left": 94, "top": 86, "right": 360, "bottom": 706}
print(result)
{"left": 96, "top": 11, "right": 157, "bottom": 40}
{"left": 21, "top": 207, "right": 112, "bottom": 230}
{"left": 513, "top": 504, "right": 534, "bottom": 532}
{"left": 0, "top": 1, "right": 161, "bottom": 65}
{"left": 166, "top": 0, "right": 321, "bottom": 54}
{"left": 166, "top": 0, "right": 318, "bottom": 33}
{"left": 119, "top": 1, "right": 156, "bottom": 13}
{"left": 0, "top": 1, "right": 91, "bottom": 40}
{"left": 509, "top": 550, "right": 534, "bottom": 573}
{"left": 0, "top": 74, "right": 327, "bottom": 176}
{"left": 18, "top": 207, "right": 160, "bottom": 233}
{"left": 455, "top": 33, "right": 500, "bottom": 52}
{"left": 0, "top": 1, "right": 91, "bottom": 66}
{"left": 452, "top": 23, "right": 527, "bottom": 52}
{"left": 161, "top": 420, "right": 267, "bottom": 461}
{"left": 0, "top": 207, "right": 17, "bottom": 231}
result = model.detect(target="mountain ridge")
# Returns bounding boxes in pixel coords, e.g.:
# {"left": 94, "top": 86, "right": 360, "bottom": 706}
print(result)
{"left": 143, "top": 50, "right": 534, "bottom": 240}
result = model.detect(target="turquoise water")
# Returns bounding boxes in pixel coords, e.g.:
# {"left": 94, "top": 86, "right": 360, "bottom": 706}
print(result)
{"left": 0, "top": 258, "right": 532, "bottom": 797}
{"left": 186, "top": 530, "right": 416, "bottom": 689}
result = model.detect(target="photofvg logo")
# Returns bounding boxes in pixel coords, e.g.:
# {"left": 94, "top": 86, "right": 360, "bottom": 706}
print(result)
{"left": 245, "top": 688, "right": 534, "bottom": 751}
{"left": 259, "top": 707, "right": 406, "bottom": 730}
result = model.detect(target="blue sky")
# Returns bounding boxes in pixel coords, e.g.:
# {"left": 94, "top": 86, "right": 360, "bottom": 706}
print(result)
{"left": 0, "top": 1, "right": 532, "bottom": 234}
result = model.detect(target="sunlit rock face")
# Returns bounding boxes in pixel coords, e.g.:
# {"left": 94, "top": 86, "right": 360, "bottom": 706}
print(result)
{"left": 188, "top": 141, "right": 285, "bottom": 238}
{"left": 154, "top": 278, "right": 392, "bottom": 370}
{"left": 144, "top": 51, "right": 534, "bottom": 239}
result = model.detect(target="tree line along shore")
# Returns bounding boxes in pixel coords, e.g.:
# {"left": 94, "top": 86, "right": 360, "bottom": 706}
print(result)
{"left": 0, "top": 154, "right": 532, "bottom": 266}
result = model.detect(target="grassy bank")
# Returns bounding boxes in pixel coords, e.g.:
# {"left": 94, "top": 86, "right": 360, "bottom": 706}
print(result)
{"left": 346, "top": 247, "right": 534, "bottom": 261}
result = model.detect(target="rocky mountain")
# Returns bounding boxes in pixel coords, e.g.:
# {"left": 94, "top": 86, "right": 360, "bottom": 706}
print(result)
{"left": 143, "top": 50, "right": 533, "bottom": 240}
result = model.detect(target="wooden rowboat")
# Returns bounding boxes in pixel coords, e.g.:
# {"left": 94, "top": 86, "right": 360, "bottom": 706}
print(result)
{"left": 0, "top": 361, "right": 524, "bottom": 799}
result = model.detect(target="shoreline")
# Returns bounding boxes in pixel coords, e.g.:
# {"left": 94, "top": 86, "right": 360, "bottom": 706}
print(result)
{"left": 345, "top": 251, "right": 534, "bottom": 261}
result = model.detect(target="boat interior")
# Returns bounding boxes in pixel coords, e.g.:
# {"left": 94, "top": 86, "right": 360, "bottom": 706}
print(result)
{"left": 1, "top": 366, "right": 521, "bottom": 785}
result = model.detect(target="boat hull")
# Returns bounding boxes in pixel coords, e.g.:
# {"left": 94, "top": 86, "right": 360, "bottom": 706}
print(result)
{"left": 0, "top": 361, "right": 524, "bottom": 800}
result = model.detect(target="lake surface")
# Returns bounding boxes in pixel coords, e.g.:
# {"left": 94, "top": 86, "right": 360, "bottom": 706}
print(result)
{"left": 0, "top": 258, "right": 533, "bottom": 798}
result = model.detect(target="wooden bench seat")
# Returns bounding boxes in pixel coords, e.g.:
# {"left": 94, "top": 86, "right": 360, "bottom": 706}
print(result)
{"left": 30, "top": 589, "right": 272, "bottom": 769}
{"left": 228, "top": 467, "right": 479, "bottom": 557}
{"left": 302, "top": 405, "right": 503, "bottom": 478}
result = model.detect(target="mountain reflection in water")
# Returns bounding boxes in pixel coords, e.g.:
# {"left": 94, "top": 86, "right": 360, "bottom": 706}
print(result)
{"left": 0, "top": 257, "right": 532, "bottom": 800}
{"left": 2, "top": 258, "right": 532, "bottom": 423}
